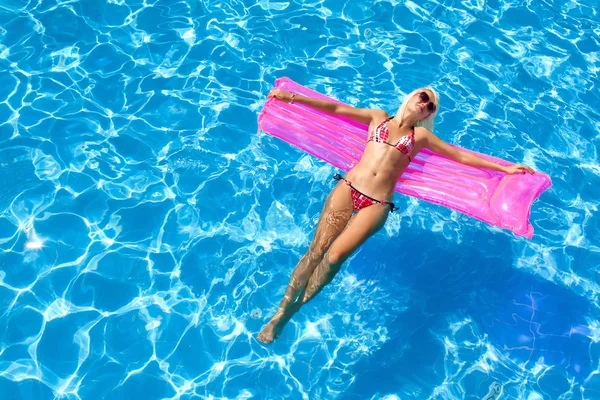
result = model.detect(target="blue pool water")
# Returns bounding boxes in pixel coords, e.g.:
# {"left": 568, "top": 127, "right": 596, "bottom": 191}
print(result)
{"left": 1, "top": 0, "right": 599, "bottom": 398}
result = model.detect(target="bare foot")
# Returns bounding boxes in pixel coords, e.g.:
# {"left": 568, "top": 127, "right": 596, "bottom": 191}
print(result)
{"left": 257, "top": 319, "right": 280, "bottom": 344}
{"left": 257, "top": 303, "right": 302, "bottom": 344}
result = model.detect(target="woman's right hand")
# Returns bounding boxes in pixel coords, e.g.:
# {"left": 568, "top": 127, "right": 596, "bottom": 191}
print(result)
{"left": 504, "top": 164, "right": 535, "bottom": 175}
{"left": 268, "top": 89, "right": 294, "bottom": 102}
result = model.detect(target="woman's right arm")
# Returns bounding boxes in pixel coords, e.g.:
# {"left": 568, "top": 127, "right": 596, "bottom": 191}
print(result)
{"left": 268, "top": 89, "right": 386, "bottom": 125}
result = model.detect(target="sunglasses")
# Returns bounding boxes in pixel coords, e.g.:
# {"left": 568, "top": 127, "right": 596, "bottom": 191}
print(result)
{"left": 418, "top": 92, "right": 437, "bottom": 114}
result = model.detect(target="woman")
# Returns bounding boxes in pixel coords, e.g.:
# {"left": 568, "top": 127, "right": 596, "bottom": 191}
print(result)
{"left": 257, "top": 87, "right": 534, "bottom": 344}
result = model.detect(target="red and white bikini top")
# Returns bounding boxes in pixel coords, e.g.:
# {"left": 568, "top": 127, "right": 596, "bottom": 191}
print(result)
{"left": 368, "top": 117, "right": 415, "bottom": 161}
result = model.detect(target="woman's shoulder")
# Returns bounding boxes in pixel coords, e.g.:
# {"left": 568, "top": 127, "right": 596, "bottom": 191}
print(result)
{"left": 414, "top": 126, "right": 434, "bottom": 135}
{"left": 371, "top": 110, "right": 391, "bottom": 124}
{"left": 373, "top": 109, "right": 390, "bottom": 120}
{"left": 366, "top": 110, "right": 391, "bottom": 130}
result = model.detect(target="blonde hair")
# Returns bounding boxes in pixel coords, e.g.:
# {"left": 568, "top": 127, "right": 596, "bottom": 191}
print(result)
{"left": 395, "top": 86, "right": 440, "bottom": 132}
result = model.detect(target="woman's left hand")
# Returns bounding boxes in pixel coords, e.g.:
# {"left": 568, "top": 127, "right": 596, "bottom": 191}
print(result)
{"left": 504, "top": 164, "right": 535, "bottom": 174}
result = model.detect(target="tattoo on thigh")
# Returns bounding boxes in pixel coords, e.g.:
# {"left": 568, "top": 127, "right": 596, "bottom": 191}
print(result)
{"left": 308, "top": 205, "right": 352, "bottom": 258}
{"left": 325, "top": 208, "right": 352, "bottom": 227}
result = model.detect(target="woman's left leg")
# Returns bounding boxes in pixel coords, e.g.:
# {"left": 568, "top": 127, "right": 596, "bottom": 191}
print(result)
{"left": 274, "top": 203, "right": 390, "bottom": 332}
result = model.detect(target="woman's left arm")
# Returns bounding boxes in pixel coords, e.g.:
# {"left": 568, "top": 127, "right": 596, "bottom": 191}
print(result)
{"left": 421, "top": 128, "right": 535, "bottom": 174}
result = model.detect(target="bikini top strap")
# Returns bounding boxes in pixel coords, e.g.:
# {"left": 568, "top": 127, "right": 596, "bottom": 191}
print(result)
{"left": 378, "top": 117, "right": 392, "bottom": 128}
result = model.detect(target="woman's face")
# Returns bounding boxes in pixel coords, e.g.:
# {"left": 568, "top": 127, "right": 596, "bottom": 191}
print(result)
{"left": 411, "top": 89, "right": 437, "bottom": 119}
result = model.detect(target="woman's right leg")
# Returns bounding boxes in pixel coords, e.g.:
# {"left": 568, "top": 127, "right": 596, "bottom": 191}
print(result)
{"left": 257, "top": 181, "right": 353, "bottom": 344}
